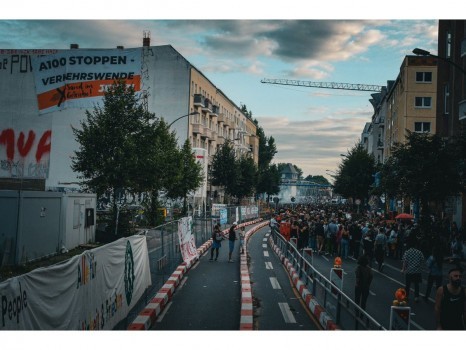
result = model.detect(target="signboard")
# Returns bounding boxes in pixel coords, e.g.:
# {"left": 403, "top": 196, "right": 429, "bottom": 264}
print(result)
{"left": 177, "top": 216, "right": 199, "bottom": 265}
{"left": 389, "top": 306, "right": 411, "bottom": 330}
{"left": 30, "top": 49, "right": 142, "bottom": 114}
{"left": 0, "top": 236, "right": 151, "bottom": 330}
{"left": 330, "top": 268, "right": 344, "bottom": 295}
{"left": 219, "top": 208, "right": 227, "bottom": 225}
{"left": 212, "top": 203, "right": 226, "bottom": 216}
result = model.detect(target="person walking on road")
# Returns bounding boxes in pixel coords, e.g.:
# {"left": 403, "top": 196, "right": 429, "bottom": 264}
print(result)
{"left": 210, "top": 224, "right": 223, "bottom": 261}
{"left": 401, "top": 238, "right": 424, "bottom": 302}
{"left": 228, "top": 222, "right": 238, "bottom": 262}
{"left": 374, "top": 227, "right": 387, "bottom": 272}
{"left": 435, "top": 267, "right": 466, "bottom": 330}
{"left": 424, "top": 246, "right": 444, "bottom": 302}
{"left": 355, "top": 255, "right": 373, "bottom": 312}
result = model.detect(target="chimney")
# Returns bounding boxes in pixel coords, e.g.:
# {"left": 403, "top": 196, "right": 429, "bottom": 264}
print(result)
{"left": 143, "top": 30, "right": 151, "bottom": 47}
{"left": 70, "top": 44, "right": 79, "bottom": 49}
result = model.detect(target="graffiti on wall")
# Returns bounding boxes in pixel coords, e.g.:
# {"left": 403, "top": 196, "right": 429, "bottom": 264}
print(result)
{"left": 0, "top": 128, "right": 51, "bottom": 178}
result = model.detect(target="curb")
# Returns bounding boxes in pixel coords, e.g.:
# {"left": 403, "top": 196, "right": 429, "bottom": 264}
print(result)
{"left": 268, "top": 236, "right": 340, "bottom": 330}
{"left": 128, "top": 219, "right": 264, "bottom": 330}
{"left": 239, "top": 221, "right": 269, "bottom": 330}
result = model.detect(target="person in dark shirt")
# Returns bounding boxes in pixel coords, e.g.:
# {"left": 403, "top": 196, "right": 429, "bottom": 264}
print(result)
{"left": 355, "top": 255, "right": 373, "bottom": 312}
{"left": 435, "top": 267, "right": 466, "bottom": 330}
{"left": 228, "top": 222, "right": 238, "bottom": 263}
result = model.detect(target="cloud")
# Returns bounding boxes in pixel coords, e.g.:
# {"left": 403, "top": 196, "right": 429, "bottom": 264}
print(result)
{"left": 256, "top": 112, "right": 369, "bottom": 176}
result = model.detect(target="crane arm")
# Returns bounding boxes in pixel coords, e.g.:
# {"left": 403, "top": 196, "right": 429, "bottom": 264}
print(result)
{"left": 261, "top": 78, "right": 383, "bottom": 92}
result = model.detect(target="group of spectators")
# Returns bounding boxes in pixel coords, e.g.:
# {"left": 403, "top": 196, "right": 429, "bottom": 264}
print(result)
{"left": 270, "top": 204, "right": 464, "bottom": 269}
{"left": 269, "top": 203, "right": 466, "bottom": 329}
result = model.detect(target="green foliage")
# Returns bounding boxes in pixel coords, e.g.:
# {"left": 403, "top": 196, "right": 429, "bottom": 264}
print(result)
{"left": 165, "top": 139, "right": 203, "bottom": 214}
{"left": 210, "top": 140, "right": 237, "bottom": 197}
{"left": 304, "top": 175, "right": 331, "bottom": 185}
{"left": 236, "top": 155, "right": 258, "bottom": 200}
{"left": 380, "top": 131, "right": 462, "bottom": 210}
{"left": 333, "top": 143, "right": 376, "bottom": 202}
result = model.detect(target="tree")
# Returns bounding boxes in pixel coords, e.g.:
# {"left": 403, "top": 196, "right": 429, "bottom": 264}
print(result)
{"left": 304, "top": 175, "right": 331, "bottom": 186}
{"left": 165, "top": 139, "right": 203, "bottom": 215}
{"left": 235, "top": 155, "right": 258, "bottom": 202}
{"left": 333, "top": 143, "right": 376, "bottom": 204}
{"left": 259, "top": 164, "right": 281, "bottom": 203}
{"left": 210, "top": 140, "right": 237, "bottom": 199}
{"left": 380, "top": 131, "right": 461, "bottom": 216}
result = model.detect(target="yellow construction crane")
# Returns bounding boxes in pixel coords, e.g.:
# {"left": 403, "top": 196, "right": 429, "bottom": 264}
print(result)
{"left": 260, "top": 78, "right": 384, "bottom": 92}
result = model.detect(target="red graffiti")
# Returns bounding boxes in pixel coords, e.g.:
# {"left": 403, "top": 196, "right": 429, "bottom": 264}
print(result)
{"left": 0, "top": 128, "right": 52, "bottom": 162}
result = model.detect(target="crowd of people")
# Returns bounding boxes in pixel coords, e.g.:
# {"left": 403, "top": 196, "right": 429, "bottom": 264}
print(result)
{"left": 268, "top": 203, "right": 466, "bottom": 329}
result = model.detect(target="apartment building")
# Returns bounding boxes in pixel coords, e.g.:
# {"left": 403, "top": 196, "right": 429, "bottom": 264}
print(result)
{"left": 0, "top": 36, "right": 258, "bottom": 208}
{"left": 384, "top": 55, "right": 437, "bottom": 158}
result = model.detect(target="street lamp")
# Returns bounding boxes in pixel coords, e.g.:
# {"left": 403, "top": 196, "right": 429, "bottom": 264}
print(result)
{"left": 412, "top": 48, "right": 466, "bottom": 75}
{"left": 168, "top": 111, "right": 200, "bottom": 128}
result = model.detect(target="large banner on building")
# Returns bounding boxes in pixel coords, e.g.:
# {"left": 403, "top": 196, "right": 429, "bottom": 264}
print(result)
{"left": 31, "top": 48, "right": 142, "bottom": 114}
{"left": 177, "top": 216, "right": 199, "bottom": 265}
{"left": 0, "top": 235, "right": 151, "bottom": 330}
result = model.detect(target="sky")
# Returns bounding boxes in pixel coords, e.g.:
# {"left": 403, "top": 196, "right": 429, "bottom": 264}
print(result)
{"left": 2, "top": 1, "right": 461, "bottom": 348}
{"left": 1, "top": 2, "right": 446, "bottom": 182}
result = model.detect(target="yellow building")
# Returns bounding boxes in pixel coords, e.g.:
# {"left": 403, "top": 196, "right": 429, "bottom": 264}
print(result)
{"left": 385, "top": 55, "right": 437, "bottom": 157}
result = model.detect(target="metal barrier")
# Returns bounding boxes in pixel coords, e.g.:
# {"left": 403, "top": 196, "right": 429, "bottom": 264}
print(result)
{"left": 114, "top": 206, "right": 258, "bottom": 329}
{"left": 270, "top": 227, "right": 386, "bottom": 330}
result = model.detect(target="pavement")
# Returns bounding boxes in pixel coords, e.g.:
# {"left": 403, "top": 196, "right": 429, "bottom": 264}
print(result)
{"left": 127, "top": 219, "right": 266, "bottom": 330}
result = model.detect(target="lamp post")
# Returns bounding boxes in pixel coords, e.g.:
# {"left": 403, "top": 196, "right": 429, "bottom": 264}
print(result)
{"left": 412, "top": 48, "right": 466, "bottom": 75}
{"left": 168, "top": 111, "right": 200, "bottom": 128}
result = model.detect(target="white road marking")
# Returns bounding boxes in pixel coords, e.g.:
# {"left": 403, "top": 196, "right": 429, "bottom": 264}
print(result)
{"left": 178, "top": 277, "right": 188, "bottom": 290}
{"left": 263, "top": 238, "right": 268, "bottom": 242}
{"left": 263, "top": 251, "right": 269, "bottom": 257}
{"left": 262, "top": 244, "right": 267, "bottom": 248}
{"left": 369, "top": 290, "right": 376, "bottom": 296}
{"left": 265, "top": 262, "right": 273, "bottom": 270}
{"left": 321, "top": 255, "right": 329, "bottom": 262}
{"left": 278, "top": 303, "right": 297, "bottom": 323}
{"left": 270, "top": 277, "right": 281, "bottom": 289}
{"left": 157, "top": 301, "right": 172, "bottom": 322}
{"left": 265, "top": 233, "right": 270, "bottom": 237}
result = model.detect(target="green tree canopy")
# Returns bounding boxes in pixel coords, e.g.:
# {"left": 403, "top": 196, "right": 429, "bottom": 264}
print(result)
{"left": 333, "top": 143, "right": 376, "bottom": 203}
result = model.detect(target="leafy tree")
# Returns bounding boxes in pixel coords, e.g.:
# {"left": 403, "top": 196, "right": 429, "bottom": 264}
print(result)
{"left": 165, "top": 139, "right": 203, "bottom": 215}
{"left": 259, "top": 164, "right": 281, "bottom": 203}
{"left": 235, "top": 155, "right": 258, "bottom": 202}
{"left": 380, "top": 131, "right": 461, "bottom": 215}
{"left": 333, "top": 143, "right": 376, "bottom": 204}
{"left": 304, "top": 175, "right": 331, "bottom": 186}
{"left": 210, "top": 140, "right": 237, "bottom": 199}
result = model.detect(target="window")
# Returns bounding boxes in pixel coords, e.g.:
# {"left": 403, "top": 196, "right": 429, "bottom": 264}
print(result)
{"left": 444, "top": 84, "right": 450, "bottom": 115}
{"left": 415, "top": 97, "right": 432, "bottom": 108}
{"left": 414, "top": 122, "right": 431, "bottom": 133}
{"left": 446, "top": 31, "right": 451, "bottom": 58}
{"left": 415, "top": 72, "right": 432, "bottom": 83}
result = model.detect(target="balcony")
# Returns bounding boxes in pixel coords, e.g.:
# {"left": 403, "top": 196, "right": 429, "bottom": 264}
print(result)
{"left": 217, "top": 113, "right": 226, "bottom": 124}
{"left": 202, "top": 128, "right": 212, "bottom": 139}
{"left": 202, "top": 98, "right": 213, "bottom": 113}
{"left": 377, "top": 139, "right": 384, "bottom": 150}
{"left": 211, "top": 105, "right": 219, "bottom": 117}
{"left": 216, "top": 135, "right": 225, "bottom": 145}
{"left": 192, "top": 123, "right": 205, "bottom": 134}
{"left": 193, "top": 94, "right": 205, "bottom": 107}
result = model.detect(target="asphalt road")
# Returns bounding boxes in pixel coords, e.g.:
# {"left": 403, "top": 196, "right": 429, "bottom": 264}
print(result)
{"left": 306, "top": 249, "right": 465, "bottom": 330}
{"left": 248, "top": 227, "right": 320, "bottom": 330}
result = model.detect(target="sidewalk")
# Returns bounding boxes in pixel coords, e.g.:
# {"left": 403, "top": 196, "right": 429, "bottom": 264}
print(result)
{"left": 128, "top": 220, "right": 265, "bottom": 330}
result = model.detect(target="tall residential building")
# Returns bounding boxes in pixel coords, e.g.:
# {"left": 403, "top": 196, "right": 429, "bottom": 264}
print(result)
{"left": 0, "top": 37, "right": 258, "bottom": 208}
{"left": 435, "top": 20, "right": 466, "bottom": 228}
{"left": 384, "top": 55, "right": 437, "bottom": 158}
{"left": 436, "top": 20, "right": 466, "bottom": 138}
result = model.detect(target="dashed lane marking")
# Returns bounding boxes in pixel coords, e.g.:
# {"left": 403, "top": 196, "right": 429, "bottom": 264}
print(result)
{"left": 270, "top": 277, "right": 281, "bottom": 289}
{"left": 156, "top": 301, "right": 172, "bottom": 322}
{"left": 264, "top": 251, "right": 269, "bottom": 257}
{"left": 278, "top": 302, "right": 297, "bottom": 323}
{"left": 265, "top": 262, "right": 273, "bottom": 270}
{"left": 262, "top": 244, "right": 267, "bottom": 248}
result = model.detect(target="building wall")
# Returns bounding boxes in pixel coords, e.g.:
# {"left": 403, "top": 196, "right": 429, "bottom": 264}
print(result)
{"left": 385, "top": 56, "right": 437, "bottom": 157}
{"left": 0, "top": 45, "right": 258, "bottom": 199}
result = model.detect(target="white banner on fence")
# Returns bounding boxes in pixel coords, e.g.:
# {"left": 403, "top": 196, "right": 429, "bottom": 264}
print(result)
{"left": 177, "top": 216, "right": 199, "bottom": 265}
{"left": 0, "top": 235, "right": 151, "bottom": 330}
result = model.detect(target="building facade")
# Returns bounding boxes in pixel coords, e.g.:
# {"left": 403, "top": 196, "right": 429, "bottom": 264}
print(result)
{"left": 0, "top": 37, "right": 258, "bottom": 209}
{"left": 384, "top": 55, "right": 438, "bottom": 158}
